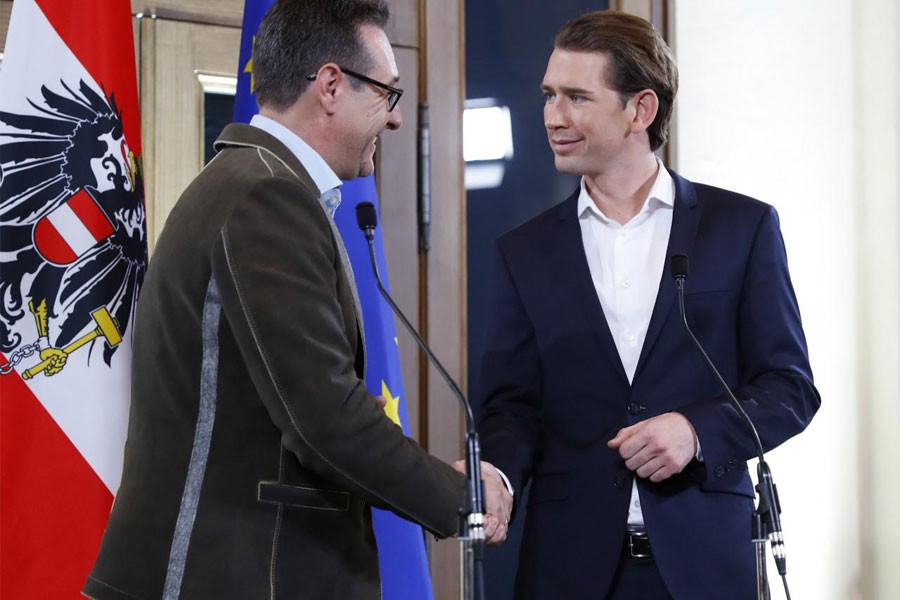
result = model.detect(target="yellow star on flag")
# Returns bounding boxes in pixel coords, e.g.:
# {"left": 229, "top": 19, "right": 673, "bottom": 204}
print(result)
{"left": 243, "top": 36, "right": 255, "bottom": 92}
{"left": 381, "top": 380, "right": 401, "bottom": 428}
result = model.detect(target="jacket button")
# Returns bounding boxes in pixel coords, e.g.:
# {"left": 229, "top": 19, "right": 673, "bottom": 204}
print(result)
{"left": 626, "top": 402, "right": 645, "bottom": 415}
{"left": 614, "top": 475, "right": 626, "bottom": 489}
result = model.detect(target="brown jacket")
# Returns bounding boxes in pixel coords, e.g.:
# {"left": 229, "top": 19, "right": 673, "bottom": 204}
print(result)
{"left": 84, "top": 123, "right": 465, "bottom": 599}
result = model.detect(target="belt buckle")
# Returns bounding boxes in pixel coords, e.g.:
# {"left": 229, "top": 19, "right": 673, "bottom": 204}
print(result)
{"left": 627, "top": 531, "right": 652, "bottom": 559}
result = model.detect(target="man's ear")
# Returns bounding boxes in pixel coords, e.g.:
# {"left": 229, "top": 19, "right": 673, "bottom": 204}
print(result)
{"left": 629, "top": 89, "right": 659, "bottom": 135}
{"left": 311, "top": 63, "right": 342, "bottom": 116}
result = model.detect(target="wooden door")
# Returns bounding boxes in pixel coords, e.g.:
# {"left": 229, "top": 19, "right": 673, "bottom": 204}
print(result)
{"left": 132, "top": 4, "right": 243, "bottom": 248}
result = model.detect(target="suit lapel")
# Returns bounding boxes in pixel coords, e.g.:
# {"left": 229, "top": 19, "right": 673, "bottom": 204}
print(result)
{"left": 552, "top": 192, "right": 630, "bottom": 384}
{"left": 262, "top": 132, "right": 367, "bottom": 379}
{"left": 321, "top": 215, "right": 367, "bottom": 377}
{"left": 634, "top": 170, "right": 701, "bottom": 379}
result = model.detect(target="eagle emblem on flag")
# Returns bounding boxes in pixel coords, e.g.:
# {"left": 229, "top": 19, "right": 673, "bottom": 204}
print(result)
{"left": 0, "top": 79, "right": 147, "bottom": 378}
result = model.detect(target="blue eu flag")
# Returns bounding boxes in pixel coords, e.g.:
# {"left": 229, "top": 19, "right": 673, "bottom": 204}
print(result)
{"left": 233, "top": 3, "right": 435, "bottom": 599}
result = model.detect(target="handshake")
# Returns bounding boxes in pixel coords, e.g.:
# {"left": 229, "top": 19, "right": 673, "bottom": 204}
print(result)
{"left": 372, "top": 394, "right": 514, "bottom": 546}
{"left": 452, "top": 460, "right": 514, "bottom": 547}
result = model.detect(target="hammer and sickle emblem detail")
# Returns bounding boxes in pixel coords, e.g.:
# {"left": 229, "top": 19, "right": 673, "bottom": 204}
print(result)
{"left": 22, "top": 307, "right": 122, "bottom": 380}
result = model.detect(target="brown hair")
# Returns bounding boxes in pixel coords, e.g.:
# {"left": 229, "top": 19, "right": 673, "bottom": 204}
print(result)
{"left": 555, "top": 10, "right": 678, "bottom": 151}
{"left": 253, "top": 0, "right": 390, "bottom": 111}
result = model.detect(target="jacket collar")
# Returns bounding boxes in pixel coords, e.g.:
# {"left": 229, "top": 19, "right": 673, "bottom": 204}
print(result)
{"left": 550, "top": 169, "right": 702, "bottom": 385}
{"left": 214, "top": 123, "right": 321, "bottom": 200}
{"left": 634, "top": 169, "right": 701, "bottom": 380}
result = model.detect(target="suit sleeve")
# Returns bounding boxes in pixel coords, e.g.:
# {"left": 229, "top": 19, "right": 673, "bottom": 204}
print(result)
{"left": 210, "top": 177, "right": 464, "bottom": 537}
{"left": 678, "top": 206, "right": 820, "bottom": 480}
{"left": 477, "top": 239, "right": 543, "bottom": 514}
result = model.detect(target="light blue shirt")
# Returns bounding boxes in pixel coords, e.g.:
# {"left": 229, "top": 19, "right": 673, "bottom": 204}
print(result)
{"left": 249, "top": 114, "right": 342, "bottom": 214}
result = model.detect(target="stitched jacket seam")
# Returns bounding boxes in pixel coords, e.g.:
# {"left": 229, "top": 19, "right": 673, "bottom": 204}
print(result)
{"left": 84, "top": 576, "right": 143, "bottom": 599}
{"left": 220, "top": 226, "right": 388, "bottom": 508}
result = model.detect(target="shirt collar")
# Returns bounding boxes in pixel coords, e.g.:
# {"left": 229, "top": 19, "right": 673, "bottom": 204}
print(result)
{"left": 249, "top": 114, "right": 342, "bottom": 197}
{"left": 577, "top": 157, "right": 675, "bottom": 222}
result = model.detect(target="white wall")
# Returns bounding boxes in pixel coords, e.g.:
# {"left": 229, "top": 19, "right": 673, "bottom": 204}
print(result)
{"left": 673, "top": 1, "right": 899, "bottom": 598}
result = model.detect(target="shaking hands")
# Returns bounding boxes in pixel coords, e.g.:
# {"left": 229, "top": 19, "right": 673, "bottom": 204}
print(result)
{"left": 453, "top": 460, "right": 514, "bottom": 546}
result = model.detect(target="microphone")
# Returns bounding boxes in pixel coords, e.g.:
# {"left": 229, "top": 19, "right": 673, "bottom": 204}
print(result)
{"left": 355, "top": 202, "right": 476, "bottom": 434}
{"left": 670, "top": 254, "right": 788, "bottom": 585}
{"left": 356, "top": 201, "right": 486, "bottom": 599}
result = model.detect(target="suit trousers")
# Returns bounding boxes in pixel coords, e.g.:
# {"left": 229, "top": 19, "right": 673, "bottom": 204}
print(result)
{"left": 607, "top": 546, "right": 673, "bottom": 600}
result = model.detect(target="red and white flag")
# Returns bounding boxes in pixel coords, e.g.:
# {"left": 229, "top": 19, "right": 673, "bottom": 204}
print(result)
{"left": 0, "top": 0, "right": 146, "bottom": 597}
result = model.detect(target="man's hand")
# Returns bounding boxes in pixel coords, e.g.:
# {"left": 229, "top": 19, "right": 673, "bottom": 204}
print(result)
{"left": 608, "top": 412, "right": 697, "bottom": 483}
{"left": 453, "top": 460, "right": 513, "bottom": 546}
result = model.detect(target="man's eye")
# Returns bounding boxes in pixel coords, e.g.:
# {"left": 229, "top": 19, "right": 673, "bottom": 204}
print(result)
{"left": 542, "top": 91, "right": 555, "bottom": 102}
{"left": 571, "top": 94, "right": 585, "bottom": 103}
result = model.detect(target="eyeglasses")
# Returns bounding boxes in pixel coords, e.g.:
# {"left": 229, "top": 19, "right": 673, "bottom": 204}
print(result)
{"left": 306, "top": 66, "right": 403, "bottom": 112}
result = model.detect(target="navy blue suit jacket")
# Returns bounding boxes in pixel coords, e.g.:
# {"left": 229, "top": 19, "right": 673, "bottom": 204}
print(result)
{"left": 477, "top": 170, "right": 819, "bottom": 599}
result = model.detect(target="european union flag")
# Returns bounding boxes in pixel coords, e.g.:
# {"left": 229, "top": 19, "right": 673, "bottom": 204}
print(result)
{"left": 233, "top": 2, "right": 434, "bottom": 599}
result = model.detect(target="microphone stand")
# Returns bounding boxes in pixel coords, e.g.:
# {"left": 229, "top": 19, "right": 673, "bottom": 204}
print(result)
{"left": 357, "top": 206, "right": 486, "bottom": 600}
{"left": 672, "top": 257, "right": 790, "bottom": 600}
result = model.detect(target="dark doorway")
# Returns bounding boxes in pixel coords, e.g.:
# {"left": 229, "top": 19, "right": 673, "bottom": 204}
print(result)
{"left": 465, "top": 2, "right": 608, "bottom": 598}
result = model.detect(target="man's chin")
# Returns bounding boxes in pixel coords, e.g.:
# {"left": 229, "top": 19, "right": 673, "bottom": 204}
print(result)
{"left": 553, "top": 156, "right": 580, "bottom": 175}
{"left": 357, "top": 160, "right": 375, "bottom": 179}
{"left": 336, "top": 163, "right": 372, "bottom": 181}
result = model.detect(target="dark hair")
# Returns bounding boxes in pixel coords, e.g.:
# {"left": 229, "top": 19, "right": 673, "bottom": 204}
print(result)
{"left": 253, "top": 0, "right": 390, "bottom": 111}
{"left": 555, "top": 10, "right": 677, "bottom": 151}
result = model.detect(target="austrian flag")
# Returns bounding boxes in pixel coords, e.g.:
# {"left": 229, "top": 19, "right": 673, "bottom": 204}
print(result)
{"left": 0, "top": 0, "right": 147, "bottom": 598}
{"left": 33, "top": 188, "right": 117, "bottom": 266}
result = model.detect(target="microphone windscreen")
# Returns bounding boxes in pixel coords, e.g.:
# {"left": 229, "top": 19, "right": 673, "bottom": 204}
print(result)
{"left": 670, "top": 253, "right": 690, "bottom": 279}
{"left": 355, "top": 201, "right": 378, "bottom": 231}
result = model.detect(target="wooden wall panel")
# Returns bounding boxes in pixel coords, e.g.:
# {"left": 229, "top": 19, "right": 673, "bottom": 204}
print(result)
{"left": 131, "top": 0, "right": 243, "bottom": 27}
{"left": 377, "top": 46, "right": 422, "bottom": 442}
{"left": 423, "top": 0, "right": 466, "bottom": 597}
{"left": 386, "top": 0, "right": 418, "bottom": 48}
{"left": 132, "top": 0, "right": 417, "bottom": 47}
{"left": 0, "top": 1, "right": 10, "bottom": 52}
{"left": 140, "top": 17, "right": 240, "bottom": 248}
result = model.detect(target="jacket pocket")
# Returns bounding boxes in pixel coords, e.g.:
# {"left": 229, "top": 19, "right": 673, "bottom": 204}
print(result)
{"left": 258, "top": 481, "right": 351, "bottom": 511}
{"left": 698, "top": 466, "right": 754, "bottom": 499}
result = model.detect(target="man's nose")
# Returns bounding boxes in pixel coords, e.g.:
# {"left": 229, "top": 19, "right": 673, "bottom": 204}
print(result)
{"left": 544, "top": 100, "right": 566, "bottom": 129}
{"left": 385, "top": 105, "right": 402, "bottom": 131}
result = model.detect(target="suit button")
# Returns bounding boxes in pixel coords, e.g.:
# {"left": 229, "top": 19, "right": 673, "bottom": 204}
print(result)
{"left": 626, "top": 402, "right": 645, "bottom": 415}
{"left": 614, "top": 475, "right": 626, "bottom": 489}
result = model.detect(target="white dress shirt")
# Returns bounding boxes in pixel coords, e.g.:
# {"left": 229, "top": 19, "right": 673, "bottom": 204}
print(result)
{"left": 577, "top": 159, "right": 675, "bottom": 527}
{"left": 249, "top": 114, "right": 342, "bottom": 213}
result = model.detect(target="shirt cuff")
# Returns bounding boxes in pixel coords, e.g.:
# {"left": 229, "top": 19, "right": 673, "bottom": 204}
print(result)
{"left": 494, "top": 467, "right": 515, "bottom": 497}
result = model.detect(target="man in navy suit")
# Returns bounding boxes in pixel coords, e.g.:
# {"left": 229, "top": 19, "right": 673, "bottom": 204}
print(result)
{"left": 477, "top": 10, "right": 820, "bottom": 599}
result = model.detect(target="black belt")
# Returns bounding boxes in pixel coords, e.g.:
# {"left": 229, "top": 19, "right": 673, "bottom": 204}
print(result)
{"left": 624, "top": 529, "right": 653, "bottom": 559}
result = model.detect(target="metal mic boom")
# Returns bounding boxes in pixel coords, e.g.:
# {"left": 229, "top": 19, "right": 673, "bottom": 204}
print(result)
{"left": 670, "top": 253, "right": 788, "bottom": 587}
{"left": 355, "top": 201, "right": 486, "bottom": 600}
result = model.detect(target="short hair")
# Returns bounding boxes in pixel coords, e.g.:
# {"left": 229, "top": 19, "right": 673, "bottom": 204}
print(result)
{"left": 253, "top": 0, "right": 390, "bottom": 111}
{"left": 555, "top": 10, "right": 678, "bottom": 151}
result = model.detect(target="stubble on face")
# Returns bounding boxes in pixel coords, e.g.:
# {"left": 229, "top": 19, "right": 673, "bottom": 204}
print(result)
{"left": 340, "top": 25, "right": 401, "bottom": 180}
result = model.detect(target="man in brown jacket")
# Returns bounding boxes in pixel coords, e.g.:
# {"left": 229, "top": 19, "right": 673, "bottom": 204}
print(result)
{"left": 83, "top": 1, "right": 509, "bottom": 598}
